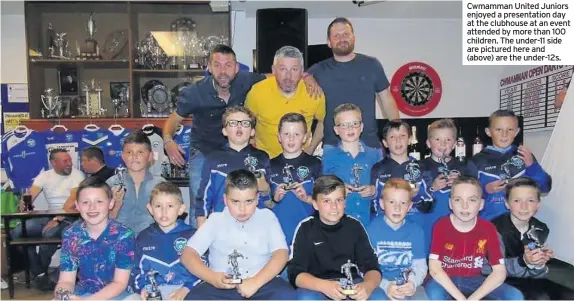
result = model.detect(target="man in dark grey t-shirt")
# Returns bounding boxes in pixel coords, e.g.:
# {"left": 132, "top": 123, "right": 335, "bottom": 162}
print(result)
{"left": 308, "top": 17, "right": 400, "bottom": 151}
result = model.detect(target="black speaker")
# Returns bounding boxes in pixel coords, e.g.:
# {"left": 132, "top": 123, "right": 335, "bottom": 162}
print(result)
{"left": 256, "top": 8, "right": 308, "bottom": 74}
{"left": 308, "top": 44, "right": 333, "bottom": 67}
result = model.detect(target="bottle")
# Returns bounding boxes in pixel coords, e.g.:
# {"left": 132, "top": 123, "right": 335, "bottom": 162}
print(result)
{"left": 424, "top": 145, "right": 432, "bottom": 159}
{"left": 408, "top": 126, "right": 421, "bottom": 160}
{"left": 455, "top": 127, "right": 466, "bottom": 163}
{"left": 472, "top": 126, "right": 483, "bottom": 156}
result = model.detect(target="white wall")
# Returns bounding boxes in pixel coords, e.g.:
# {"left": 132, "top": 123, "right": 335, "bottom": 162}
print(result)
{"left": 0, "top": 1, "right": 27, "bottom": 84}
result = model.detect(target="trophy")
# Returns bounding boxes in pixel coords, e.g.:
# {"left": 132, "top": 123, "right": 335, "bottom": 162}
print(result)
{"left": 53, "top": 32, "right": 70, "bottom": 59}
{"left": 405, "top": 161, "right": 421, "bottom": 189}
{"left": 115, "top": 165, "right": 127, "bottom": 192}
{"left": 244, "top": 154, "right": 262, "bottom": 178}
{"left": 55, "top": 287, "right": 72, "bottom": 300}
{"left": 438, "top": 153, "right": 450, "bottom": 179}
{"left": 395, "top": 268, "right": 414, "bottom": 286}
{"left": 40, "top": 88, "right": 61, "bottom": 118}
{"left": 227, "top": 249, "right": 244, "bottom": 284}
{"left": 526, "top": 225, "right": 547, "bottom": 250}
{"left": 82, "top": 13, "right": 100, "bottom": 59}
{"left": 340, "top": 260, "right": 360, "bottom": 295}
{"left": 47, "top": 22, "right": 56, "bottom": 57}
{"left": 500, "top": 155, "right": 524, "bottom": 184}
{"left": 146, "top": 270, "right": 162, "bottom": 300}
{"left": 351, "top": 164, "right": 364, "bottom": 189}
{"left": 111, "top": 86, "right": 129, "bottom": 118}
{"left": 161, "top": 161, "right": 171, "bottom": 178}
{"left": 282, "top": 164, "right": 296, "bottom": 190}
{"left": 82, "top": 79, "right": 103, "bottom": 117}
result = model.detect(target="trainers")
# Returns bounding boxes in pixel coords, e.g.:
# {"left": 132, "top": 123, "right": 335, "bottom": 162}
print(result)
{"left": 1, "top": 278, "right": 8, "bottom": 290}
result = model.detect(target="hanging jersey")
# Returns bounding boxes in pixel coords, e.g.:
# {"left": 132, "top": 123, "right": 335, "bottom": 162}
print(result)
{"left": 173, "top": 125, "right": 192, "bottom": 162}
{"left": 102, "top": 128, "right": 132, "bottom": 169}
{"left": 142, "top": 126, "right": 166, "bottom": 176}
{"left": 43, "top": 130, "right": 81, "bottom": 168}
{"left": 1, "top": 129, "right": 48, "bottom": 191}
{"left": 79, "top": 127, "right": 110, "bottom": 151}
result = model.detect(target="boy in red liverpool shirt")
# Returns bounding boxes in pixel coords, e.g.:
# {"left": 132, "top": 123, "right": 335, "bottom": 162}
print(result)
{"left": 424, "top": 176, "right": 524, "bottom": 300}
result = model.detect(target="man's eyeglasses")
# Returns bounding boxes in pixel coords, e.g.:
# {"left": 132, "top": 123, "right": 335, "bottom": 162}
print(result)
{"left": 336, "top": 121, "right": 362, "bottom": 129}
{"left": 226, "top": 120, "right": 253, "bottom": 128}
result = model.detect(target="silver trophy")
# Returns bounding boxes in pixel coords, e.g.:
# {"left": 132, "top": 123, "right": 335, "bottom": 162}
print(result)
{"left": 40, "top": 88, "right": 61, "bottom": 118}
{"left": 111, "top": 86, "right": 129, "bottom": 118}
{"left": 115, "top": 165, "right": 127, "bottom": 192}
{"left": 282, "top": 164, "right": 296, "bottom": 190}
{"left": 405, "top": 161, "right": 421, "bottom": 189}
{"left": 340, "top": 259, "right": 360, "bottom": 295}
{"left": 500, "top": 155, "right": 525, "bottom": 184}
{"left": 244, "top": 154, "right": 262, "bottom": 178}
{"left": 526, "top": 225, "right": 547, "bottom": 250}
{"left": 395, "top": 268, "right": 414, "bottom": 286}
{"left": 438, "top": 153, "right": 450, "bottom": 179}
{"left": 55, "top": 287, "right": 72, "bottom": 300}
{"left": 227, "top": 249, "right": 244, "bottom": 284}
{"left": 53, "top": 32, "right": 70, "bottom": 59}
{"left": 146, "top": 270, "right": 162, "bottom": 300}
{"left": 83, "top": 13, "right": 100, "bottom": 59}
{"left": 161, "top": 160, "right": 171, "bottom": 178}
{"left": 351, "top": 164, "right": 364, "bottom": 189}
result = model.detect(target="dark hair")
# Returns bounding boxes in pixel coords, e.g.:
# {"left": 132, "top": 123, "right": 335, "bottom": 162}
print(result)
{"left": 278, "top": 112, "right": 307, "bottom": 133}
{"left": 222, "top": 106, "right": 257, "bottom": 128}
{"left": 49, "top": 148, "right": 68, "bottom": 161}
{"left": 488, "top": 109, "right": 518, "bottom": 127}
{"left": 122, "top": 129, "right": 151, "bottom": 151}
{"left": 210, "top": 44, "right": 236, "bottom": 62}
{"left": 225, "top": 169, "right": 258, "bottom": 194}
{"left": 327, "top": 17, "right": 354, "bottom": 38}
{"left": 382, "top": 119, "right": 412, "bottom": 140}
{"left": 82, "top": 146, "right": 105, "bottom": 164}
{"left": 451, "top": 176, "right": 483, "bottom": 198}
{"left": 76, "top": 177, "right": 112, "bottom": 201}
{"left": 150, "top": 182, "right": 183, "bottom": 204}
{"left": 505, "top": 177, "right": 541, "bottom": 201}
{"left": 312, "top": 175, "right": 346, "bottom": 200}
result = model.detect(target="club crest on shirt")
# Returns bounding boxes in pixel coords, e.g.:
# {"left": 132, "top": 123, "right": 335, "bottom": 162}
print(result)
{"left": 27, "top": 139, "right": 36, "bottom": 147}
{"left": 174, "top": 237, "right": 187, "bottom": 254}
{"left": 444, "top": 243, "right": 454, "bottom": 250}
{"left": 297, "top": 166, "right": 310, "bottom": 180}
{"left": 65, "top": 133, "right": 74, "bottom": 142}
{"left": 476, "top": 239, "right": 487, "bottom": 254}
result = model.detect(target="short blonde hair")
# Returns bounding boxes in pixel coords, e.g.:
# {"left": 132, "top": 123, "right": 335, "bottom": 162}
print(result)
{"left": 382, "top": 178, "right": 414, "bottom": 200}
{"left": 333, "top": 103, "right": 362, "bottom": 122}
{"left": 150, "top": 182, "right": 183, "bottom": 204}
{"left": 427, "top": 118, "right": 456, "bottom": 138}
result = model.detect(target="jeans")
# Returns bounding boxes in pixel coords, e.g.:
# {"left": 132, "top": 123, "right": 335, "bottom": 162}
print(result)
{"left": 10, "top": 217, "right": 71, "bottom": 276}
{"left": 424, "top": 276, "right": 524, "bottom": 300}
{"left": 188, "top": 147, "right": 205, "bottom": 228}
{"left": 296, "top": 278, "right": 389, "bottom": 300}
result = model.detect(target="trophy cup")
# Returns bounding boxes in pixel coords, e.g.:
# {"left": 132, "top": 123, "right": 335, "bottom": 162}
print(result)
{"left": 146, "top": 270, "right": 162, "bottom": 300}
{"left": 526, "top": 225, "right": 547, "bottom": 250}
{"left": 395, "top": 268, "right": 414, "bottom": 286}
{"left": 83, "top": 13, "right": 100, "bottom": 59}
{"left": 340, "top": 260, "right": 359, "bottom": 295}
{"left": 282, "top": 164, "right": 296, "bottom": 190}
{"left": 351, "top": 164, "right": 364, "bottom": 189}
{"left": 41, "top": 88, "right": 61, "bottom": 118}
{"left": 244, "top": 154, "right": 262, "bottom": 178}
{"left": 227, "top": 249, "right": 244, "bottom": 284}
{"left": 55, "top": 287, "right": 72, "bottom": 300}
{"left": 115, "top": 165, "right": 127, "bottom": 192}
{"left": 405, "top": 161, "right": 421, "bottom": 189}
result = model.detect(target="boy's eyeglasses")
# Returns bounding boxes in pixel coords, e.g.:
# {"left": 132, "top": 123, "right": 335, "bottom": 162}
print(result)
{"left": 226, "top": 120, "right": 253, "bottom": 128}
{"left": 336, "top": 121, "right": 362, "bottom": 129}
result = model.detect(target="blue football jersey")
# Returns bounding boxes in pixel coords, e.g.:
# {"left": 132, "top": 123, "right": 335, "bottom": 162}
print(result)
{"left": 79, "top": 127, "right": 110, "bottom": 150}
{"left": 43, "top": 130, "right": 81, "bottom": 168}
{"left": 1, "top": 129, "right": 49, "bottom": 191}
{"left": 173, "top": 125, "right": 192, "bottom": 161}
{"left": 102, "top": 128, "right": 132, "bottom": 169}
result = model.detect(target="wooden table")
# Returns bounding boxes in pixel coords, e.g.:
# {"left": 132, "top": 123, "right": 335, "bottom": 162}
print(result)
{"left": 1, "top": 210, "right": 80, "bottom": 299}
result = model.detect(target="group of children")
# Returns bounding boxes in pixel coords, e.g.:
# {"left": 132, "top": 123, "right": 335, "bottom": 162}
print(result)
{"left": 54, "top": 102, "right": 572, "bottom": 300}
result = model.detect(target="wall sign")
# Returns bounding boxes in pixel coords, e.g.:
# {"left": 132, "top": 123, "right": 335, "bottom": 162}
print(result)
{"left": 390, "top": 62, "right": 442, "bottom": 117}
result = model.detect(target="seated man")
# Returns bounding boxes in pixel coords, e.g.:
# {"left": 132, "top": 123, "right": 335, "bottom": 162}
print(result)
{"left": 81, "top": 146, "right": 115, "bottom": 182}
{"left": 182, "top": 169, "right": 296, "bottom": 300}
{"left": 11, "top": 149, "right": 84, "bottom": 287}
{"left": 288, "top": 175, "right": 387, "bottom": 300}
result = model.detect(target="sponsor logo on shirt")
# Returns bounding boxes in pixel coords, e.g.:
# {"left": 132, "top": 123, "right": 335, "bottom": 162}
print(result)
{"left": 441, "top": 255, "right": 483, "bottom": 269}
{"left": 143, "top": 246, "right": 156, "bottom": 251}
{"left": 484, "top": 165, "right": 497, "bottom": 171}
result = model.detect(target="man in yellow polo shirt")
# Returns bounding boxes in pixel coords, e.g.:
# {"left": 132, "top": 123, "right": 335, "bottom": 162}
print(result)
{"left": 246, "top": 46, "right": 326, "bottom": 158}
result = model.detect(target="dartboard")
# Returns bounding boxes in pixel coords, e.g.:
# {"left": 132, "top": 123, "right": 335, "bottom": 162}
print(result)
{"left": 391, "top": 62, "right": 442, "bottom": 117}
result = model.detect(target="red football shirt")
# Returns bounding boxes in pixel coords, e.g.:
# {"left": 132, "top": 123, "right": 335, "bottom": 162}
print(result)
{"left": 429, "top": 216, "right": 504, "bottom": 277}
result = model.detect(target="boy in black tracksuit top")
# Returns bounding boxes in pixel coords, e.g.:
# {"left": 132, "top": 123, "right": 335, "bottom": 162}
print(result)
{"left": 481, "top": 178, "right": 574, "bottom": 300}
{"left": 288, "top": 175, "right": 388, "bottom": 300}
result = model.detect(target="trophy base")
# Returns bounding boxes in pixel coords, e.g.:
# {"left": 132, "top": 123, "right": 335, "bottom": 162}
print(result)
{"left": 229, "top": 278, "right": 242, "bottom": 284}
{"left": 253, "top": 171, "right": 262, "bottom": 178}
{"left": 169, "top": 64, "right": 179, "bottom": 70}
{"left": 284, "top": 182, "right": 296, "bottom": 190}
{"left": 409, "top": 183, "right": 416, "bottom": 189}
{"left": 342, "top": 288, "right": 356, "bottom": 295}
{"left": 186, "top": 63, "right": 200, "bottom": 70}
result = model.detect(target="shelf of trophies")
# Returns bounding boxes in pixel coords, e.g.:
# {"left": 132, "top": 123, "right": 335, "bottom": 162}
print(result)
{"left": 23, "top": 117, "right": 193, "bottom": 132}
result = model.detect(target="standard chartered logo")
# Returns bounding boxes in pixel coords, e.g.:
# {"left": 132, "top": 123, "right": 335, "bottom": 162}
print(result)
{"left": 473, "top": 256, "right": 484, "bottom": 268}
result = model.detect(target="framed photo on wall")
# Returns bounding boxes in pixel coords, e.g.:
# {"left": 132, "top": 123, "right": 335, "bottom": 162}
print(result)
{"left": 58, "top": 66, "right": 79, "bottom": 95}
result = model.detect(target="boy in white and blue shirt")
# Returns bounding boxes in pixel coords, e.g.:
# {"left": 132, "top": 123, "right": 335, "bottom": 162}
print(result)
{"left": 367, "top": 178, "right": 428, "bottom": 300}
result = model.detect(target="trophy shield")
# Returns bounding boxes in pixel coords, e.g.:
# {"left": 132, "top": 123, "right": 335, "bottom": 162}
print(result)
{"left": 351, "top": 164, "right": 364, "bottom": 189}
{"left": 395, "top": 268, "right": 414, "bottom": 286}
{"left": 282, "top": 164, "right": 296, "bottom": 190}
{"left": 340, "top": 259, "right": 359, "bottom": 295}
{"left": 227, "top": 249, "right": 244, "bottom": 284}
{"left": 405, "top": 161, "right": 421, "bottom": 189}
{"left": 146, "top": 270, "right": 162, "bottom": 300}
{"left": 526, "top": 225, "right": 547, "bottom": 250}
{"left": 244, "top": 154, "right": 262, "bottom": 178}
{"left": 438, "top": 153, "right": 450, "bottom": 179}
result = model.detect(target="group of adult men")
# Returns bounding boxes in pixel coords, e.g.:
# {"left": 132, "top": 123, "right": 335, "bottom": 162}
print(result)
{"left": 163, "top": 18, "right": 400, "bottom": 220}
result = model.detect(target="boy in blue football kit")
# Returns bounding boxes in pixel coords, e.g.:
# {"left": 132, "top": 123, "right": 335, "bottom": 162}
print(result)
{"left": 195, "top": 106, "right": 271, "bottom": 228}
{"left": 322, "top": 103, "right": 382, "bottom": 226}
{"left": 367, "top": 178, "right": 428, "bottom": 300}
{"left": 268, "top": 113, "right": 322, "bottom": 246}
{"left": 371, "top": 120, "right": 432, "bottom": 228}
{"left": 130, "top": 182, "right": 200, "bottom": 300}
{"left": 466, "top": 110, "right": 552, "bottom": 220}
